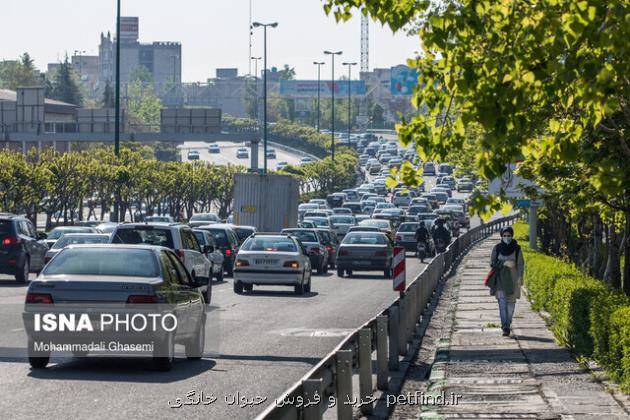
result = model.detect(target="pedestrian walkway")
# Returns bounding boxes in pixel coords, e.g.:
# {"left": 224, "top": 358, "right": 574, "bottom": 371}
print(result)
{"left": 390, "top": 234, "right": 630, "bottom": 420}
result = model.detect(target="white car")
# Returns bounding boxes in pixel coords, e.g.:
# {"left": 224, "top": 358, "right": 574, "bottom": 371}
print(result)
{"left": 328, "top": 215, "right": 356, "bottom": 238}
{"left": 236, "top": 148, "right": 249, "bottom": 158}
{"left": 309, "top": 199, "right": 328, "bottom": 209}
{"left": 298, "top": 203, "right": 320, "bottom": 219}
{"left": 187, "top": 150, "right": 200, "bottom": 160}
{"left": 233, "top": 234, "right": 312, "bottom": 295}
{"left": 208, "top": 143, "right": 220, "bottom": 153}
{"left": 392, "top": 190, "right": 413, "bottom": 207}
{"left": 276, "top": 161, "right": 289, "bottom": 171}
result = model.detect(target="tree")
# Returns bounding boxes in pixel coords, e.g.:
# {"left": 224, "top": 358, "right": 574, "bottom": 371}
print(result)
{"left": 279, "top": 64, "right": 296, "bottom": 80}
{"left": 0, "top": 52, "right": 42, "bottom": 90}
{"left": 101, "top": 80, "right": 115, "bottom": 108}
{"left": 126, "top": 66, "right": 161, "bottom": 131}
{"left": 49, "top": 54, "right": 83, "bottom": 105}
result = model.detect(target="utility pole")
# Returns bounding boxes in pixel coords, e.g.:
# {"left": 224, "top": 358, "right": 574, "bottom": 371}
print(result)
{"left": 313, "top": 61, "right": 324, "bottom": 132}
{"left": 342, "top": 62, "right": 357, "bottom": 143}
{"left": 113, "top": 0, "right": 121, "bottom": 222}
{"left": 324, "top": 50, "right": 342, "bottom": 161}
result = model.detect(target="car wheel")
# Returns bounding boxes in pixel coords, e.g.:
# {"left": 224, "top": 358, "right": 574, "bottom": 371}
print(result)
{"left": 384, "top": 267, "right": 393, "bottom": 279}
{"left": 226, "top": 265, "right": 233, "bottom": 277}
{"left": 294, "top": 282, "right": 305, "bottom": 295}
{"left": 317, "top": 260, "right": 325, "bottom": 275}
{"left": 244, "top": 283, "right": 253, "bottom": 292}
{"left": 185, "top": 315, "right": 205, "bottom": 360}
{"left": 347, "top": 270, "right": 353, "bottom": 276}
{"left": 16, "top": 258, "right": 29, "bottom": 284}
{"left": 216, "top": 268, "right": 224, "bottom": 282}
{"left": 154, "top": 332, "right": 175, "bottom": 371}
{"left": 329, "top": 261, "right": 335, "bottom": 269}
{"left": 304, "top": 276, "right": 311, "bottom": 293}
{"left": 28, "top": 338, "right": 49, "bottom": 369}
{"left": 337, "top": 268, "right": 344, "bottom": 277}
{"left": 233, "top": 281, "right": 244, "bottom": 294}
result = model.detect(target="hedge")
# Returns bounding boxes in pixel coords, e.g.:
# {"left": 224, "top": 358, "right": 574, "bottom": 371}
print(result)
{"left": 514, "top": 221, "right": 630, "bottom": 392}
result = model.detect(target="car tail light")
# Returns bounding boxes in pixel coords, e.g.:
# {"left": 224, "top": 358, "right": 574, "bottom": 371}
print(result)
{"left": 338, "top": 249, "right": 349, "bottom": 256}
{"left": 325, "top": 245, "right": 333, "bottom": 252}
{"left": 1, "top": 237, "right": 17, "bottom": 246}
{"left": 175, "top": 249, "right": 185, "bottom": 263}
{"left": 44, "top": 255, "right": 51, "bottom": 264}
{"left": 235, "top": 259, "right": 249, "bottom": 267}
{"left": 374, "top": 250, "right": 387, "bottom": 257}
{"left": 127, "top": 295, "right": 158, "bottom": 304}
{"left": 225, "top": 248, "right": 233, "bottom": 256}
{"left": 25, "top": 293, "right": 53, "bottom": 304}
{"left": 283, "top": 261, "right": 299, "bottom": 268}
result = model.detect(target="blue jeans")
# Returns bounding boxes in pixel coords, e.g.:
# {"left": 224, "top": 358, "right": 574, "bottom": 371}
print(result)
{"left": 497, "top": 294, "right": 515, "bottom": 331}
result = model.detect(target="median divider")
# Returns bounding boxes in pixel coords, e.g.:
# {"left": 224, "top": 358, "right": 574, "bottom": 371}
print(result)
{"left": 255, "top": 215, "right": 517, "bottom": 420}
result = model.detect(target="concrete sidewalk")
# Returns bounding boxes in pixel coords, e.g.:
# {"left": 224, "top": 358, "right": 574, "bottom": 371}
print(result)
{"left": 389, "top": 235, "right": 630, "bottom": 420}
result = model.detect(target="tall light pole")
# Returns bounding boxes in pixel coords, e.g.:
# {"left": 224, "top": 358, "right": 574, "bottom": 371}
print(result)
{"left": 313, "top": 61, "right": 324, "bottom": 132}
{"left": 113, "top": 0, "right": 121, "bottom": 222}
{"left": 342, "top": 62, "right": 357, "bottom": 143}
{"left": 324, "top": 50, "right": 342, "bottom": 161}
{"left": 252, "top": 22, "right": 278, "bottom": 174}
{"left": 250, "top": 56, "right": 261, "bottom": 121}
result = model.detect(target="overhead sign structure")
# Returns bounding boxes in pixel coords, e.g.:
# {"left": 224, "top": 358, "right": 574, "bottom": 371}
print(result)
{"left": 393, "top": 246, "right": 406, "bottom": 292}
{"left": 279, "top": 80, "right": 366, "bottom": 98}
{"left": 488, "top": 161, "right": 541, "bottom": 198}
{"left": 390, "top": 65, "right": 419, "bottom": 96}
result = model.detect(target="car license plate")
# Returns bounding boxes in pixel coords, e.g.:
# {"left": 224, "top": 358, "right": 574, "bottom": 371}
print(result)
{"left": 255, "top": 259, "right": 278, "bottom": 265}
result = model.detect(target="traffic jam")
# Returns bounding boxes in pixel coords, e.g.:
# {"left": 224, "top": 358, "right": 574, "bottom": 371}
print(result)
{"left": 1, "top": 133, "right": 480, "bottom": 371}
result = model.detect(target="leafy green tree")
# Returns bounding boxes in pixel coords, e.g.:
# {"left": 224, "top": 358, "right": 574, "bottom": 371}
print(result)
{"left": 101, "top": 80, "right": 115, "bottom": 108}
{"left": 126, "top": 66, "right": 161, "bottom": 131}
{"left": 0, "top": 53, "right": 42, "bottom": 90}
{"left": 49, "top": 55, "right": 83, "bottom": 105}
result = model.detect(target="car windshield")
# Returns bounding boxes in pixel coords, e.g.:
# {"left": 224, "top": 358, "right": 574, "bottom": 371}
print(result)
{"left": 330, "top": 216, "right": 355, "bottom": 224}
{"left": 193, "top": 231, "right": 207, "bottom": 245}
{"left": 359, "top": 220, "right": 390, "bottom": 229}
{"left": 47, "top": 227, "right": 94, "bottom": 240}
{"left": 304, "top": 218, "right": 328, "bottom": 227}
{"left": 343, "top": 233, "right": 388, "bottom": 245}
{"left": 233, "top": 227, "right": 255, "bottom": 242}
{"left": 44, "top": 248, "right": 159, "bottom": 277}
{"left": 398, "top": 223, "right": 419, "bottom": 232}
{"left": 283, "top": 230, "right": 318, "bottom": 243}
{"left": 111, "top": 227, "right": 175, "bottom": 248}
{"left": 190, "top": 214, "right": 218, "bottom": 221}
{"left": 241, "top": 237, "right": 297, "bottom": 252}
{"left": 51, "top": 234, "right": 110, "bottom": 249}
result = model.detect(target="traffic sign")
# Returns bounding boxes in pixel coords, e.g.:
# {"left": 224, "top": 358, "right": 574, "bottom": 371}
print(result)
{"left": 393, "top": 246, "right": 406, "bottom": 292}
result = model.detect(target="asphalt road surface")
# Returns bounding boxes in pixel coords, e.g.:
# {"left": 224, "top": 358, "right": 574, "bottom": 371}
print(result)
{"left": 179, "top": 140, "right": 312, "bottom": 169}
{"left": 0, "top": 256, "right": 428, "bottom": 419}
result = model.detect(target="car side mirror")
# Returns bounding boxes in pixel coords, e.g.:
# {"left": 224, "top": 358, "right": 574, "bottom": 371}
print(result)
{"left": 203, "top": 245, "right": 214, "bottom": 254}
{"left": 191, "top": 276, "right": 210, "bottom": 287}
{"left": 36, "top": 232, "right": 47, "bottom": 240}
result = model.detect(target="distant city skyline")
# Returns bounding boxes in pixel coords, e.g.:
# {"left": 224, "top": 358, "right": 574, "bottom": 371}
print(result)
{"left": 2, "top": 0, "right": 421, "bottom": 81}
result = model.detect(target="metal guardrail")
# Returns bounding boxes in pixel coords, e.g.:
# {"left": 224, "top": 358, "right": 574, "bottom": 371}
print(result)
{"left": 256, "top": 215, "right": 517, "bottom": 420}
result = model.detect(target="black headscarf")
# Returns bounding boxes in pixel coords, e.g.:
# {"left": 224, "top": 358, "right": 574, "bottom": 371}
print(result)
{"left": 497, "top": 226, "right": 519, "bottom": 256}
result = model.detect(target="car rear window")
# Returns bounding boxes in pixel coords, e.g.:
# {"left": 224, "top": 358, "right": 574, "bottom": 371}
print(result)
{"left": 52, "top": 235, "right": 110, "bottom": 249}
{"left": 398, "top": 223, "right": 419, "bottom": 232}
{"left": 47, "top": 227, "right": 94, "bottom": 240}
{"left": 0, "top": 220, "right": 12, "bottom": 238}
{"left": 330, "top": 216, "right": 354, "bottom": 224}
{"left": 111, "top": 227, "right": 174, "bottom": 249}
{"left": 284, "top": 230, "right": 317, "bottom": 243}
{"left": 240, "top": 237, "right": 297, "bottom": 252}
{"left": 202, "top": 229, "right": 229, "bottom": 246}
{"left": 343, "top": 233, "right": 388, "bottom": 245}
{"left": 44, "top": 248, "right": 159, "bottom": 277}
{"left": 233, "top": 227, "right": 255, "bottom": 243}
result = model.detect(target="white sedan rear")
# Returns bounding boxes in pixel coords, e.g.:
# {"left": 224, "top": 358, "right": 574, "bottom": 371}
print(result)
{"left": 233, "top": 234, "right": 312, "bottom": 295}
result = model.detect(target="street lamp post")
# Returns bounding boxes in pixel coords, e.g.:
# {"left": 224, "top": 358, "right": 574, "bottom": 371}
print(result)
{"left": 250, "top": 56, "right": 261, "bottom": 121}
{"left": 342, "top": 62, "right": 357, "bottom": 144}
{"left": 252, "top": 22, "right": 278, "bottom": 174}
{"left": 324, "top": 50, "right": 342, "bottom": 161}
{"left": 113, "top": 0, "right": 121, "bottom": 222}
{"left": 313, "top": 61, "right": 324, "bottom": 132}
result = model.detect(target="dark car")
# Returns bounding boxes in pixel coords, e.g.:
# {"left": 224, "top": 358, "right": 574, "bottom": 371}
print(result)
{"left": 0, "top": 214, "right": 48, "bottom": 283}
{"left": 342, "top": 202, "right": 363, "bottom": 215}
{"left": 229, "top": 225, "right": 257, "bottom": 245}
{"left": 316, "top": 228, "right": 340, "bottom": 269}
{"left": 195, "top": 224, "right": 240, "bottom": 276}
{"left": 326, "top": 193, "right": 345, "bottom": 209}
{"left": 336, "top": 232, "right": 394, "bottom": 278}
{"left": 281, "top": 228, "right": 329, "bottom": 274}
{"left": 23, "top": 245, "right": 208, "bottom": 371}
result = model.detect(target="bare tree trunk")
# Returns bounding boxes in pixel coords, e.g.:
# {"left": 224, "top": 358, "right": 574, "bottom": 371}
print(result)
{"left": 591, "top": 214, "right": 602, "bottom": 279}
{"left": 623, "top": 214, "right": 630, "bottom": 296}
{"left": 603, "top": 223, "right": 622, "bottom": 290}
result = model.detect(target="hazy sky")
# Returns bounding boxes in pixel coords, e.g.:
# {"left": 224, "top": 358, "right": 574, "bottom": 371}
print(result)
{"left": 2, "top": 0, "right": 421, "bottom": 81}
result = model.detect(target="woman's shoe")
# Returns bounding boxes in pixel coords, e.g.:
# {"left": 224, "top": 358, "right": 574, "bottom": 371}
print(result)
{"left": 502, "top": 328, "right": 510, "bottom": 336}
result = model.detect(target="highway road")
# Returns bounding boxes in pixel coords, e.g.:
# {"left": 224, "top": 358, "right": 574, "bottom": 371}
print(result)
{"left": 0, "top": 255, "right": 428, "bottom": 419}
{"left": 179, "top": 140, "right": 313, "bottom": 169}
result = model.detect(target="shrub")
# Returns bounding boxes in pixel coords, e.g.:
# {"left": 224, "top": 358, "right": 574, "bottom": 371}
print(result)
{"left": 514, "top": 220, "right": 630, "bottom": 390}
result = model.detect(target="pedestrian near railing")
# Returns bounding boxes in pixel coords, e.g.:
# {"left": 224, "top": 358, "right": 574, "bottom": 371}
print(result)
{"left": 256, "top": 215, "right": 517, "bottom": 420}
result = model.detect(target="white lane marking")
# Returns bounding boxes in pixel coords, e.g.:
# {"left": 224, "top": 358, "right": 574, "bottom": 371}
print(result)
{"left": 270, "top": 328, "right": 355, "bottom": 338}
{"left": 10, "top": 328, "right": 24, "bottom": 332}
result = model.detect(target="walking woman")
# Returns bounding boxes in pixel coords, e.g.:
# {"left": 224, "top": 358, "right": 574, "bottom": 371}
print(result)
{"left": 488, "top": 226, "right": 524, "bottom": 336}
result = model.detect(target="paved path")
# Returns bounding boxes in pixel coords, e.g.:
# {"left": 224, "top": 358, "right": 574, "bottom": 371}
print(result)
{"left": 390, "top": 234, "right": 630, "bottom": 420}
